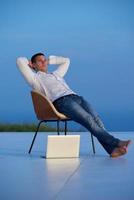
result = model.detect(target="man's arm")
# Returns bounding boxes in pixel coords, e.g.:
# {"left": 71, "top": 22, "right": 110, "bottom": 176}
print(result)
{"left": 16, "top": 57, "right": 37, "bottom": 87}
{"left": 49, "top": 56, "right": 70, "bottom": 77}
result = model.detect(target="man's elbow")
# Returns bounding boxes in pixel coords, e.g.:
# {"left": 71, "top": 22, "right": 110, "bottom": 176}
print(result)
{"left": 16, "top": 57, "right": 22, "bottom": 66}
{"left": 16, "top": 57, "right": 28, "bottom": 67}
{"left": 65, "top": 57, "right": 70, "bottom": 65}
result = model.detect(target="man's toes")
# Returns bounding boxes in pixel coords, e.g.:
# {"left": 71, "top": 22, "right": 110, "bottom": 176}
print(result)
{"left": 110, "top": 147, "right": 127, "bottom": 158}
{"left": 118, "top": 140, "right": 132, "bottom": 148}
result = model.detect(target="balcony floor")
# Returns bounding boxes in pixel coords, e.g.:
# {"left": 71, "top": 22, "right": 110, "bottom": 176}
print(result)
{"left": 0, "top": 131, "right": 133, "bottom": 200}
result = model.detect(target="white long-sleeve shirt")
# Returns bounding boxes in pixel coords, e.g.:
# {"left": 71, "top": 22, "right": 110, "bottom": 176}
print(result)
{"left": 16, "top": 56, "right": 76, "bottom": 102}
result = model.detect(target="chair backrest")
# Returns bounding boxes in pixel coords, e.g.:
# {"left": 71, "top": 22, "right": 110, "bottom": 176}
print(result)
{"left": 31, "top": 90, "right": 68, "bottom": 120}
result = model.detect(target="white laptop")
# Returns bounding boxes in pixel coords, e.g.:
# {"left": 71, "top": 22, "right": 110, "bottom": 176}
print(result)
{"left": 46, "top": 135, "right": 80, "bottom": 158}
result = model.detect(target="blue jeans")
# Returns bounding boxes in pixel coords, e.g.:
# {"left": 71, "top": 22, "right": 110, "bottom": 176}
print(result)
{"left": 53, "top": 94, "right": 120, "bottom": 154}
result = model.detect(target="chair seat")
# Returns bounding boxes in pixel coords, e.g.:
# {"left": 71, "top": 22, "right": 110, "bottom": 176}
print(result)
{"left": 31, "top": 90, "right": 70, "bottom": 120}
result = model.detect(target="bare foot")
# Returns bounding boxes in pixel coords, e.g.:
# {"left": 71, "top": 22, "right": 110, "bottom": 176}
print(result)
{"left": 110, "top": 147, "right": 127, "bottom": 158}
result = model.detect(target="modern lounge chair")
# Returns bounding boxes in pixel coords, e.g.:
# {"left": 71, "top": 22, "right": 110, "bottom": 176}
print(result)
{"left": 28, "top": 90, "right": 96, "bottom": 154}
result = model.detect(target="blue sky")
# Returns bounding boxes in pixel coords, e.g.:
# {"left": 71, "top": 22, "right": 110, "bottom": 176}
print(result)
{"left": 0, "top": 0, "right": 134, "bottom": 131}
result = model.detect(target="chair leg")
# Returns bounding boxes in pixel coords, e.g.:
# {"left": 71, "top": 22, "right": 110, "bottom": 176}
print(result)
{"left": 28, "top": 121, "right": 43, "bottom": 154}
{"left": 90, "top": 133, "right": 96, "bottom": 154}
{"left": 57, "top": 120, "right": 60, "bottom": 135}
{"left": 65, "top": 121, "right": 67, "bottom": 135}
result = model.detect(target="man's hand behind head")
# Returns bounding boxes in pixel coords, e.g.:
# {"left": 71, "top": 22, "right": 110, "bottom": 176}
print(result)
{"left": 28, "top": 60, "right": 34, "bottom": 68}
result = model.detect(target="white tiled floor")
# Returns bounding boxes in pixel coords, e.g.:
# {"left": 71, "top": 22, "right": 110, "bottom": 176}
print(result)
{"left": 0, "top": 132, "right": 133, "bottom": 200}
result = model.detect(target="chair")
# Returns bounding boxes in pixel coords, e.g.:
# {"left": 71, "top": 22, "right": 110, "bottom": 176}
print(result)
{"left": 28, "top": 90, "right": 96, "bottom": 154}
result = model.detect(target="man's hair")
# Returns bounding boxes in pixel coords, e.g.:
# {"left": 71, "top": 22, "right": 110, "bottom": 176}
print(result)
{"left": 31, "top": 53, "right": 45, "bottom": 63}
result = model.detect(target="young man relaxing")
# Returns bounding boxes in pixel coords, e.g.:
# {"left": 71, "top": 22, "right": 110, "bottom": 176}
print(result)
{"left": 16, "top": 53, "right": 131, "bottom": 158}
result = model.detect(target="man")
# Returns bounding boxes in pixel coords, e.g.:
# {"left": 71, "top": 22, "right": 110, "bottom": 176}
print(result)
{"left": 16, "top": 53, "right": 131, "bottom": 158}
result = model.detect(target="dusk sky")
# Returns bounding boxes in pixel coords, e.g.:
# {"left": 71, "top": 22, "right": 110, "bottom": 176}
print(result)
{"left": 0, "top": 0, "right": 134, "bottom": 131}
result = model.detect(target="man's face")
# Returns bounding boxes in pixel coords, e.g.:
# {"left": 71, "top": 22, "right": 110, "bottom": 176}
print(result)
{"left": 33, "top": 55, "right": 48, "bottom": 72}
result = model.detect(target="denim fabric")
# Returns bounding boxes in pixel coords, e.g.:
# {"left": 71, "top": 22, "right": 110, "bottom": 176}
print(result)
{"left": 53, "top": 94, "right": 120, "bottom": 154}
